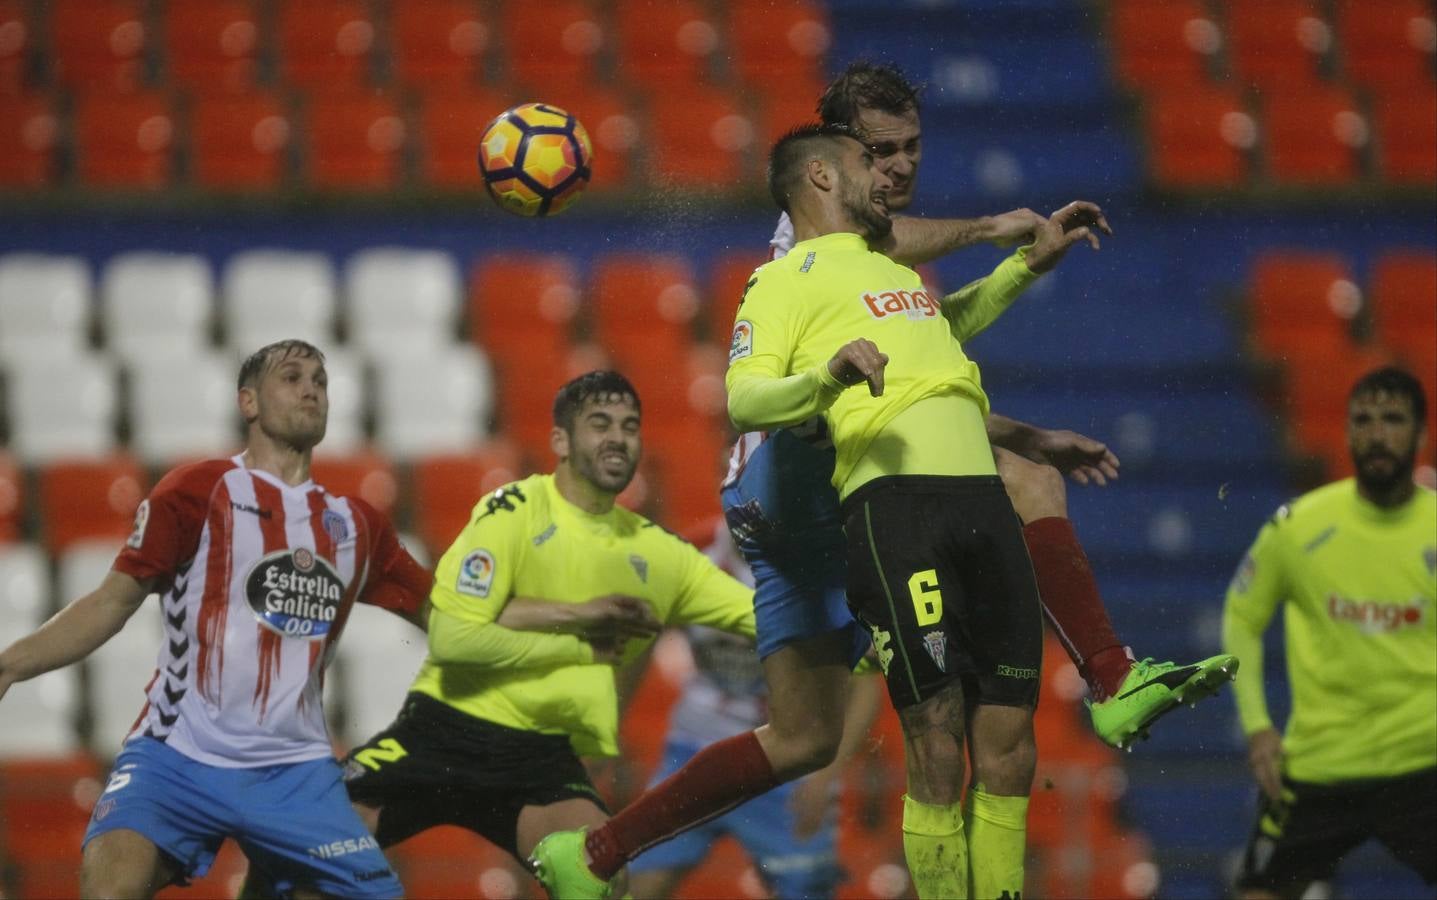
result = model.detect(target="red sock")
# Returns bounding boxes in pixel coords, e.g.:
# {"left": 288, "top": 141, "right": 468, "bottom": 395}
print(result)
{"left": 1022, "top": 516, "right": 1133, "bottom": 701}
{"left": 584, "top": 731, "right": 778, "bottom": 880}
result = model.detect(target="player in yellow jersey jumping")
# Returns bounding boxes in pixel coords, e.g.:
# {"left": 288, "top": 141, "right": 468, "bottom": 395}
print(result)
{"left": 333, "top": 371, "right": 755, "bottom": 895}
{"left": 1224, "top": 366, "right": 1436, "bottom": 898}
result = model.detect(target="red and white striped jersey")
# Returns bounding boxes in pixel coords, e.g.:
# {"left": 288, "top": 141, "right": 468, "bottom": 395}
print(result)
{"left": 112, "top": 455, "right": 430, "bottom": 768}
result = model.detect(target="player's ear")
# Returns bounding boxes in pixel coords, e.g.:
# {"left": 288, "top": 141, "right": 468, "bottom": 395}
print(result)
{"left": 237, "top": 386, "right": 259, "bottom": 424}
{"left": 807, "top": 156, "right": 832, "bottom": 192}
{"left": 550, "top": 424, "right": 570, "bottom": 461}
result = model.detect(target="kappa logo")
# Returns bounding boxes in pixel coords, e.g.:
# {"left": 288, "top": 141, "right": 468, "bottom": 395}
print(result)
{"left": 730, "top": 319, "right": 754, "bottom": 362}
{"left": 457, "top": 548, "right": 497, "bottom": 597}
{"left": 922, "top": 630, "right": 947, "bottom": 673}
{"left": 862, "top": 288, "right": 939, "bottom": 321}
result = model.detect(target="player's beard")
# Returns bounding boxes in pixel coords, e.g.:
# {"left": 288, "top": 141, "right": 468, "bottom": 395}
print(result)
{"left": 576, "top": 442, "right": 638, "bottom": 495}
{"left": 841, "top": 174, "right": 893, "bottom": 241}
{"left": 1353, "top": 442, "right": 1416, "bottom": 495}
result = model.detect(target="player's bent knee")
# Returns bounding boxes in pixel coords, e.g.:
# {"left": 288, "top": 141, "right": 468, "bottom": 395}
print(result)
{"left": 81, "top": 830, "right": 166, "bottom": 899}
{"left": 995, "top": 450, "right": 1067, "bottom": 522}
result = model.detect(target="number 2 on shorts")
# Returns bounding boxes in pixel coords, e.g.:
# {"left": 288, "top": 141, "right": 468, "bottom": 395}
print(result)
{"left": 907, "top": 569, "right": 943, "bottom": 626}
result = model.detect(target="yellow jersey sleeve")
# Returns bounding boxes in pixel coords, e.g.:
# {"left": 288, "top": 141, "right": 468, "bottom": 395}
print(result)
{"left": 665, "top": 538, "right": 757, "bottom": 638}
{"left": 1222, "top": 508, "right": 1290, "bottom": 736}
{"left": 942, "top": 246, "right": 1039, "bottom": 342}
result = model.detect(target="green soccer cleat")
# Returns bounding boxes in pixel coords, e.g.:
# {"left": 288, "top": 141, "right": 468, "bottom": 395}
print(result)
{"left": 1087, "top": 654, "right": 1240, "bottom": 750}
{"left": 529, "top": 828, "right": 613, "bottom": 900}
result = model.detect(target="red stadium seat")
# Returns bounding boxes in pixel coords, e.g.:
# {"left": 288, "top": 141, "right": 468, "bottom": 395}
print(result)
{"left": 707, "top": 252, "right": 766, "bottom": 346}
{"left": 189, "top": 89, "right": 292, "bottom": 189}
{"left": 644, "top": 415, "right": 728, "bottom": 532}
{"left": 753, "top": 74, "right": 828, "bottom": 155}
{"left": 1108, "top": 0, "right": 1221, "bottom": 90}
{"left": 591, "top": 253, "right": 701, "bottom": 357}
{"left": 411, "top": 443, "right": 524, "bottom": 554}
{"left": 1283, "top": 346, "right": 1398, "bottom": 476}
{"left": 1335, "top": 0, "right": 1437, "bottom": 92}
{"left": 613, "top": 0, "right": 719, "bottom": 91}
{"left": 310, "top": 451, "right": 400, "bottom": 516}
{"left": 647, "top": 85, "right": 755, "bottom": 189}
{"left": 0, "top": 754, "right": 103, "bottom": 899}
{"left": 164, "top": 0, "right": 261, "bottom": 93}
{"left": 502, "top": 0, "right": 604, "bottom": 97}
{"left": 276, "top": 0, "right": 375, "bottom": 90}
{"left": 1372, "top": 87, "right": 1437, "bottom": 185}
{"left": 0, "top": 0, "right": 32, "bottom": 93}
{"left": 1225, "top": 0, "right": 1329, "bottom": 89}
{"left": 390, "top": 0, "right": 489, "bottom": 89}
{"left": 1371, "top": 251, "right": 1437, "bottom": 371}
{"left": 50, "top": 0, "right": 146, "bottom": 91}
{"left": 412, "top": 85, "right": 517, "bottom": 189}
{"left": 302, "top": 91, "right": 406, "bottom": 189}
{"left": 38, "top": 456, "right": 147, "bottom": 555}
{"left": 728, "top": 0, "right": 831, "bottom": 87}
{"left": 0, "top": 450, "right": 20, "bottom": 541}
{"left": 1248, "top": 251, "right": 1359, "bottom": 358}
{"left": 0, "top": 92, "right": 57, "bottom": 187}
{"left": 1260, "top": 86, "right": 1366, "bottom": 185}
{"left": 469, "top": 252, "right": 580, "bottom": 358}
{"left": 73, "top": 90, "right": 176, "bottom": 188}
{"left": 1142, "top": 87, "right": 1253, "bottom": 188}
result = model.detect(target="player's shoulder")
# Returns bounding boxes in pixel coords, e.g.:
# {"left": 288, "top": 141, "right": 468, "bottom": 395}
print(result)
{"left": 152, "top": 457, "right": 239, "bottom": 501}
{"left": 471, "top": 473, "right": 545, "bottom": 524}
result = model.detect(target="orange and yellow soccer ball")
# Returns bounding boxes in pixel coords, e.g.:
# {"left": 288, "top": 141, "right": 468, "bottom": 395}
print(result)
{"left": 478, "top": 102, "right": 593, "bottom": 217}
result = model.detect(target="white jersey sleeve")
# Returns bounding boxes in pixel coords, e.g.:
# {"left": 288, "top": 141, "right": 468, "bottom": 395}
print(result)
{"left": 768, "top": 212, "right": 796, "bottom": 260}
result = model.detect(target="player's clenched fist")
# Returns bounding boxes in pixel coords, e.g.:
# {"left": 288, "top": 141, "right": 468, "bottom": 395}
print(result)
{"left": 828, "top": 339, "right": 888, "bottom": 397}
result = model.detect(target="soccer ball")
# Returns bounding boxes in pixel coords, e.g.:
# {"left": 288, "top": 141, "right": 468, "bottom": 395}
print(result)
{"left": 478, "top": 102, "right": 593, "bottom": 217}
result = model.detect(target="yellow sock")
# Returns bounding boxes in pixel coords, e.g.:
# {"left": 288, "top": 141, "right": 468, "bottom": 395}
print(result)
{"left": 902, "top": 794, "right": 968, "bottom": 900}
{"left": 965, "top": 789, "right": 1029, "bottom": 899}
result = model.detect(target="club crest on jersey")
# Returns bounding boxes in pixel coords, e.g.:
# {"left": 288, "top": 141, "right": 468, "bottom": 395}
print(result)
{"left": 863, "top": 288, "right": 939, "bottom": 321}
{"left": 322, "top": 510, "right": 350, "bottom": 545}
{"left": 245, "top": 548, "right": 344, "bottom": 639}
{"left": 730, "top": 320, "right": 754, "bottom": 362}
{"left": 457, "top": 549, "right": 496, "bottom": 597}
{"left": 126, "top": 500, "right": 150, "bottom": 550}
{"left": 923, "top": 630, "right": 948, "bottom": 672}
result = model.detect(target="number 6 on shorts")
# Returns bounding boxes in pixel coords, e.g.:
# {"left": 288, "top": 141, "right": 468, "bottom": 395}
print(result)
{"left": 907, "top": 569, "right": 943, "bottom": 626}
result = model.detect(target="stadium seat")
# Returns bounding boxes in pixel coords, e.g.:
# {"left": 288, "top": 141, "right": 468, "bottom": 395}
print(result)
{"left": 312, "top": 347, "right": 367, "bottom": 455}
{"left": 72, "top": 90, "right": 176, "bottom": 188}
{"left": 1334, "top": 0, "right": 1437, "bottom": 92}
{"left": 727, "top": 0, "right": 831, "bottom": 87}
{"left": 1248, "top": 250, "right": 1359, "bottom": 358}
{"left": 100, "top": 252, "right": 214, "bottom": 364}
{"left": 1371, "top": 250, "right": 1437, "bottom": 371}
{"left": 501, "top": 0, "right": 604, "bottom": 98}
{"left": 706, "top": 252, "right": 765, "bottom": 345}
{"left": 49, "top": 0, "right": 146, "bottom": 91}
{"left": 491, "top": 341, "right": 611, "bottom": 465}
{"left": 0, "top": 252, "right": 91, "bottom": 361}
{"left": 0, "top": 539, "right": 81, "bottom": 751}
{"left": 0, "top": 0, "right": 30, "bottom": 93}
{"left": 1372, "top": 86, "right": 1437, "bottom": 185}
{"left": 164, "top": 0, "right": 260, "bottom": 92}
{"left": 0, "top": 451, "right": 19, "bottom": 541}
{"left": 1107, "top": 0, "right": 1221, "bottom": 90}
{"left": 410, "top": 443, "right": 524, "bottom": 554}
{"left": 188, "top": 89, "right": 293, "bottom": 190}
{"left": 309, "top": 449, "right": 399, "bottom": 516}
{"left": 642, "top": 416, "right": 728, "bottom": 532}
{"left": 302, "top": 90, "right": 406, "bottom": 189}
{"left": 469, "top": 252, "right": 580, "bottom": 362}
{"left": 344, "top": 247, "right": 462, "bottom": 354}
{"left": 5, "top": 355, "right": 118, "bottom": 464}
{"left": 276, "top": 0, "right": 375, "bottom": 90}
{"left": 221, "top": 249, "right": 337, "bottom": 350}
{"left": 127, "top": 351, "right": 240, "bottom": 465}
{"left": 1142, "top": 87, "right": 1253, "bottom": 188}
{"left": 390, "top": 0, "right": 489, "bottom": 89}
{"left": 589, "top": 254, "right": 703, "bottom": 386}
{"left": 646, "top": 85, "right": 755, "bottom": 189}
{"left": 0, "top": 543, "right": 48, "bottom": 647}
{"left": 371, "top": 345, "right": 495, "bottom": 461}
{"left": 330, "top": 601, "right": 429, "bottom": 748}
{"left": 1283, "top": 346, "right": 1398, "bottom": 476}
{"left": 613, "top": 0, "right": 719, "bottom": 90}
{"left": 37, "top": 456, "right": 146, "bottom": 554}
{"left": 1225, "top": 0, "right": 1329, "bottom": 90}
{"left": 0, "top": 93, "right": 57, "bottom": 187}
{"left": 752, "top": 74, "right": 830, "bottom": 161}
{"left": 1260, "top": 86, "right": 1366, "bottom": 185}
{"left": 411, "top": 85, "right": 517, "bottom": 188}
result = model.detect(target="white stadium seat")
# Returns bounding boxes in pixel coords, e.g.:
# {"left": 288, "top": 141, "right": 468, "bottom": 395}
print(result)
{"left": 313, "top": 348, "right": 367, "bottom": 455}
{"left": 0, "top": 252, "right": 92, "bottom": 361}
{"left": 5, "top": 355, "right": 119, "bottom": 464}
{"left": 0, "top": 543, "right": 80, "bottom": 757}
{"left": 59, "top": 538, "right": 163, "bottom": 753}
{"left": 330, "top": 602, "right": 429, "bottom": 747}
{"left": 371, "top": 344, "right": 494, "bottom": 460}
{"left": 0, "top": 542, "right": 51, "bottom": 645}
{"left": 345, "top": 247, "right": 461, "bottom": 353}
{"left": 101, "top": 252, "right": 214, "bottom": 364}
{"left": 222, "top": 250, "right": 336, "bottom": 352}
{"left": 128, "top": 350, "right": 239, "bottom": 465}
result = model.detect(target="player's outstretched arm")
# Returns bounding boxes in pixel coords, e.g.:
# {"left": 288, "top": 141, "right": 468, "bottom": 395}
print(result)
{"left": 877, "top": 209, "right": 1047, "bottom": 266}
{"left": 1024, "top": 201, "right": 1113, "bottom": 274}
{"left": 987, "top": 414, "right": 1120, "bottom": 486}
{"left": 427, "top": 603, "right": 617, "bottom": 670}
{"left": 0, "top": 570, "right": 151, "bottom": 702}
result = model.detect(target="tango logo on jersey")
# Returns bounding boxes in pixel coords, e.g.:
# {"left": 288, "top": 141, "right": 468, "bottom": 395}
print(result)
{"left": 244, "top": 548, "right": 344, "bottom": 639}
{"left": 730, "top": 319, "right": 754, "bottom": 362}
{"left": 1326, "top": 594, "right": 1426, "bottom": 633}
{"left": 862, "top": 288, "right": 939, "bottom": 321}
{"left": 457, "top": 548, "right": 496, "bottom": 597}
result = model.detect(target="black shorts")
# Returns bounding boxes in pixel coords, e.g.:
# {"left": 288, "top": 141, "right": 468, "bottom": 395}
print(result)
{"left": 842, "top": 475, "right": 1043, "bottom": 711}
{"left": 1237, "top": 767, "right": 1437, "bottom": 894}
{"left": 341, "top": 693, "right": 606, "bottom": 860}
